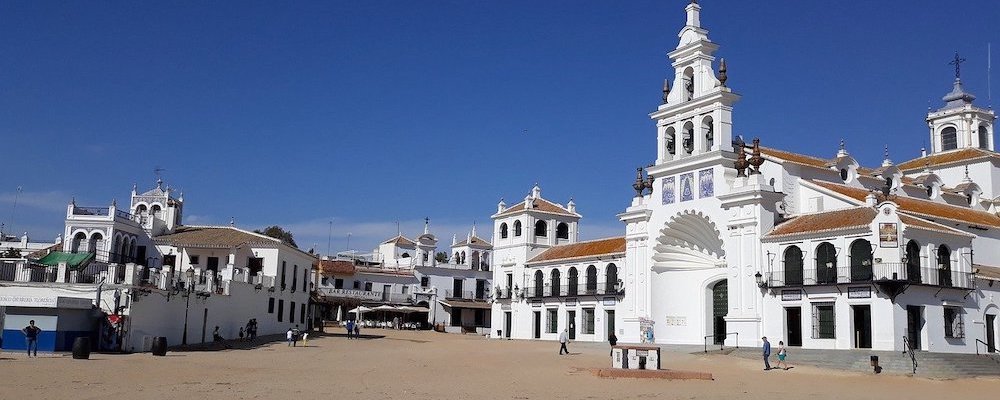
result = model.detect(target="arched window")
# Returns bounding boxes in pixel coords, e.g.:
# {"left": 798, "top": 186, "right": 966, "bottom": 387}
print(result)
{"left": 400, "top": 252, "right": 410, "bottom": 258}
{"left": 815, "top": 242, "right": 838, "bottom": 284}
{"left": 665, "top": 127, "right": 676, "bottom": 155}
{"left": 453, "top": 252, "right": 459, "bottom": 263}
{"left": 500, "top": 223, "right": 509, "bottom": 239}
{"left": 533, "top": 270, "right": 544, "bottom": 298}
{"left": 556, "top": 223, "right": 569, "bottom": 239}
{"left": 840, "top": 168, "right": 849, "bottom": 181}
{"left": 460, "top": 251, "right": 466, "bottom": 264}
{"left": 702, "top": 115, "right": 714, "bottom": 151}
{"left": 683, "top": 67, "right": 694, "bottom": 100}
{"left": 111, "top": 235, "right": 122, "bottom": 262}
{"left": 471, "top": 251, "right": 480, "bottom": 269}
{"left": 481, "top": 252, "right": 489, "bottom": 271}
{"left": 585, "top": 265, "right": 597, "bottom": 294}
{"left": 568, "top": 267, "right": 579, "bottom": 296}
{"left": 605, "top": 263, "right": 619, "bottom": 293}
{"left": 134, "top": 204, "right": 147, "bottom": 215}
{"left": 979, "top": 125, "right": 990, "bottom": 149}
{"left": 941, "top": 126, "right": 958, "bottom": 151}
{"left": 514, "top": 220, "right": 522, "bottom": 237}
{"left": 849, "top": 239, "right": 873, "bottom": 282}
{"left": 905, "top": 240, "right": 921, "bottom": 284}
{"left": 682, "top": 121, "right": 695, "bottom": 154}
{"left": 71, "top": 232, "right": 86, "bottom": 253}
{"left": 783, "top": 246, "right": 803, "bottom": 285}
{"left": 535, "top": 220, "right": 547, "bottom": 237}
{"left": 550, "top": 269, "right": 561, "bottom": 297}
{"left": 89, "top": 232, "right": 104, "bottom": 255}
{"left": 937, "top": 245, "right": 952, "bottom": 287}
{"left": 151, "top": 204, "right": 162, "bottom": 218}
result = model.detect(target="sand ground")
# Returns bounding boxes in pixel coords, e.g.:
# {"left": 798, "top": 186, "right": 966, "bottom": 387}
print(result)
{"left": 1, "top": 329, "right": 997, "bottom": 400}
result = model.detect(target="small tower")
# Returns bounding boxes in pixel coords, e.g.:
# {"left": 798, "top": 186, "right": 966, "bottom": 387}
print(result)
{"left": 926, "top": 53, "right": 996, "bottom": 153}
{"left": 130, "top": 179, "right": 183, "bottom": 236}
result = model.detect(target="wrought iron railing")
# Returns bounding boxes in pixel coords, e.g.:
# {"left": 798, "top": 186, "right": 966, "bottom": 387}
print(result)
{"left": 766, "top": 263, "right": 974, "bottom": 289}
{"left": 902, "top": 335, "right": 918, "bottom": 374}
{"left": 524, "top": 282, "right": 623, "bottom": 298}
{"left": 445, "top": 289, "right": 491, "bottom": 301}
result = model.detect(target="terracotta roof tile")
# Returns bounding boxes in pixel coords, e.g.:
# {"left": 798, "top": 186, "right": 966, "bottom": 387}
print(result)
{"left": 527, "top": 237, "right": 625, "bottom": 264}
{"left": 382, "top": 235, "right": 416, "bottom": 246}
{"left": 764, "top": 207, "right": 876, "bottom": 239}
{"left": 760, "top": 146, "right": 832, "bottom": 168}
{"left": 810, "top": 180, "right": 1000, "bottom": 228}
{"left": 898, "top": 214, "right": 972, "bottom": 236}
{"left": 495, "top": 198, "right": 577, "bottom": 218}
{"left": 975, "top": 264, "right": 1000, "bottom": 281}
{"left": 452, "top": 236, "right": 493, "bottom": 248}
{"left": 897, "top": 148, "right": 1000, "bottom": 171}
{"left": 315, "top": 260, "right": 356, "bottom": 276}
{"left": 154, "top": 226, "right": 280, "bottom": 248}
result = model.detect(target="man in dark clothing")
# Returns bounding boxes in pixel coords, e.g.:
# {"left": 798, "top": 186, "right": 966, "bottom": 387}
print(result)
{"left": 608, "top": 332, "right": 618, "bottom": 356}
{"left": 23, "top": 320, "right": 41, "bottom": 357}
{"left": 762, "top": 336, "right": 772, "bottom": 370}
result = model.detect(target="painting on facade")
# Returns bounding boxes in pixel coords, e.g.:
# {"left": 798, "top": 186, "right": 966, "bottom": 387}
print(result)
{"left": 699, "top": 168, "right": 714, "bottom": 198}
{"left": 680, "top": 173, "right": 694, "bottom": 202}
{"left": 662, "top": 177, "right": 675, "bottom": 205}
{"left": 879, "top": 223, "right": 898, "bottom": 248}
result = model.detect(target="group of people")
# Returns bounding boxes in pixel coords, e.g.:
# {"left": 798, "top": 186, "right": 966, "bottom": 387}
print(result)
{"left": 761, "top": 336, "right": 790, "bottom": 370}
{"left": 344, "top": 320, "right": 362, "bottom": 339}
{"left": 286, "top": 325, "right": 307, "bottom": 346}
{"left": 239, "top": 319, "right": 259, "bottom": 341}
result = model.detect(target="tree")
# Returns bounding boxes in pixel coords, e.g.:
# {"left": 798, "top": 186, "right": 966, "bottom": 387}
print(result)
{"left": 434, "top": 252, "right": 448, "bottom": 263}
{"left": 254, "top": 226, "right": 298, "bottom": 248}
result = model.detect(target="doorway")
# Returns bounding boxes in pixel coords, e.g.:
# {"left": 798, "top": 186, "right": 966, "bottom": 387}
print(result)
{"left": 785, "top": 307, "right": 802, "bottom": 346}
{"left": 987, "top": 314, "right": 996, "bottom": 353}
{"left": 906, "top": 305, "right": 923, "bottom": 350}
{"left": 567, "top": 310, "right": 576, "bottom": 340}
{"left": 852, "top": 305, "right": 872, "bottom": 349}
{"left": 532, "top": 311, "right": 541, "bottom": 339}
{"left": 606, "top": 310, "right": 616, "bottom": 339}
{"left": 504, "top": 312, "right": 512, "bottom": 338}
{"left": 712, "top": 280, "right": 728, "bottom": 344}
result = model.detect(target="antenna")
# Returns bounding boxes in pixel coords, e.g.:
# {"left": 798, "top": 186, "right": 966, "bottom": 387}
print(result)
{"left": 327, "top": 219, "right": 333, "bottom": 257}
{"left": 989, "top": 42, "right": 993, "bottom": 107}
{"left": 6, "top": 186, "right": 22, "bottom": 239}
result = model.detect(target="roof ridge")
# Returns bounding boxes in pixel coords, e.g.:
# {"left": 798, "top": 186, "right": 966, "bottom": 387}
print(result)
{"left": 554, "top": 236, "right": 626, "bottom": 246}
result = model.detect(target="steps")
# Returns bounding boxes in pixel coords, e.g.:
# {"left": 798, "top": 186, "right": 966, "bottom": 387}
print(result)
{"left": 719, "top": 347, "right": 1000, "bottom": 378}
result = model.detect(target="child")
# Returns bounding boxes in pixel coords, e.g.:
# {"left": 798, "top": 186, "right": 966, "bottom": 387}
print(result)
{"left": 238, "top": 327, "right": 245, "bottom": 341}
{"left": 776, "top": 340, "right": 789, "bottom": 370}
{"left": 302, "top": 332, "right": 309, "bottom": 346}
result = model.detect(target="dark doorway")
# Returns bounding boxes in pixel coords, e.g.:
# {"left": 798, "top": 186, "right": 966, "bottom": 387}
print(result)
{"left": 136, "top": 246, "right": 147, "bottom": 266}
{"left": 248, "top": 257, "right": 264, "bottom": 277}
{"left": 607, "top": 310, "right": 616, "bottom": 339}
{"left": 532, "top": 311, "right": 541, "bottom": 339}
{"left": 906, "top": 305, "right": 923, "bottom": 350}
{"left": 567, "top": 310, "right": 576, "bottom": 340}
{"left": 504, "top": 311, "right": 512, "bottom": 339}
{"left": 987, "top": 314, "right": 996, "bottom": 353}
{"left": 852, "top": 305, "right": 872, "bottom": 349}
{"left": 712, "top": 280, "right": 728, "bottom": 344}
{"left": 201, "top": 308, "right": 208, "bottom": 344}
{"left": 786, "top": 307, "right": 802, "bottom": 346}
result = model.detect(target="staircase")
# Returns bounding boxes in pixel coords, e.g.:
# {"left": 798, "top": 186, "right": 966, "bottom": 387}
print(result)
{"left": 721, "top": 347, "right": 1000, "bottom": 378}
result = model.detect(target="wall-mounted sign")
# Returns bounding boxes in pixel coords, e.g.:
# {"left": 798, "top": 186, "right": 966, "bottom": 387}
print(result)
{"left": 848, "top": 286, "right": 872, "bottom": 299}
{"left": 603, "top": 297, "right": 617, "bottom": 306}
{"left": 879, "top": 223, "right": 898, "bottom": 248}
{"left": 781, "top": 290, "right": 802, "bottom": 301}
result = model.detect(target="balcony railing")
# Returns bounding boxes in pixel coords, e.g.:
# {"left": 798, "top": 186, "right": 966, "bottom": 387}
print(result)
{"left": 766, "top": 262, "right": 974, "bottom": 289}
{"left": 72, "top": 206, "right": 110, "bottom": 216}
{"left": 495, "top": 287, "right": 512, "bottom": 299}
{"left": 445, "top": 289, "right": 491, "bottom": 301}
{"left": 525, "top": 282, "right": 624, "bottom": 299}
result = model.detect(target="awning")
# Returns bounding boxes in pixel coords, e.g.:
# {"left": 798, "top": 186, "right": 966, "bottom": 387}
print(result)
{"left": 438, "top": 299, "right": 492, "bottom": 310}
{"left": 975, "top": 264, "right": 1000, "bottom": 282}
{"left": 397, "top": 305, "right": 430, "bottom": 313}
{"left": 34, "top": 251, "right": 94, "bottom": 269}
{"left": 347, "top": 306, "right": 372, "bottom": 314}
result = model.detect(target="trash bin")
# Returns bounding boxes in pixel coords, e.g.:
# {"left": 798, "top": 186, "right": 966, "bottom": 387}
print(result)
{"left": 151, "top": 336, "right": 168, "bottom": 356}
{"left": 496, "top": 329, "right": 501, "bottom": 337}
{"left": 72, "top": 337, "right": 91, "bottom": 360}
{"left": 870, "top": 355, "right": 881, "bottom": 373}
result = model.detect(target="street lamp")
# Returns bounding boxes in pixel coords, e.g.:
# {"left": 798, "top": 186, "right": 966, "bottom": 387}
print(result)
{"left": 182, "top": 267, "right": 195, "bottom": 345}
{"left": 755, "top": 271, "right": 766, "bottom": 288}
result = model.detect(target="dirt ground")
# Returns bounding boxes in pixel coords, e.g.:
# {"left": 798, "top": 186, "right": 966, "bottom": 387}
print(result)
{"left": 1, "top": 329, "right": 997, "bottom": 400}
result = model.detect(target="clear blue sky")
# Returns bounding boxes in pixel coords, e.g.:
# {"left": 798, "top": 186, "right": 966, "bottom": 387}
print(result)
{"left": 2, "top": 1, "right": 998, "bottom": 254}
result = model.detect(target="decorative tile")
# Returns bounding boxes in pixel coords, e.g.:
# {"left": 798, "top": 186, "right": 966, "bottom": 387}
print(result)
{"left": 662, "top": 177, "right": 675, "bottom": 205}
{"left": 699, "top": 168, "right": 714, "bottom": 198}
{"left": 680, "top": 173, "right": 694, "bottom": 202}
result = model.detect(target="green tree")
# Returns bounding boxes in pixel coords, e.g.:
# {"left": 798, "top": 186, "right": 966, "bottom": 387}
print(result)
{"left": 254, "top": 226, "right": 298, "bottom": 248}
{"left": 434, "top": 252, "right": 448, "bottom": 263}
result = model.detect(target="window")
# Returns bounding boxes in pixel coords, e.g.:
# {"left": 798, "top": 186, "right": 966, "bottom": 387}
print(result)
{"left": 303, "top": 269, "right": 309, "bottom": 292}
{"left": 401, "top": 252, "right": 410, "bottom": 258}
{"left": 533, "top": 270, "right": 543, "bottom": 297}
{"left": 941, "top": 127, "right": 958, "bottom": 151}
{"left": 815, "top": 242, "right": 838, "bottom": 284}
{"left": 189, "top": 255, "right": 200, "bottom": 265}
{"left": 420, "top": 277, "right": 429, "bottom": 287}
{"left": 268, "top": 297, "right": 275, "bottom": 313}
{"left": 291, "top": 265, "right": 298, "bottom": 292}
{"left": 784, "top": 246, "right": 804, "bottom": 286}
{"left": 335, "top": 278, "right": 344, "bottom": 289}
{"left": 849, "top": 239, "right": 873, "bottom": 282}
{"left": 422, "top": 252, "right": 428, "bottom": 262}
{"left": 979, "top": 125, "right": 990, "bottom": 149}
{"left": 453, "top": 278, "right": 464, "bottom": 298}
{"left": 364, "top": 282, "right": 372, "bottom": 291}
{"left": 451, "top": 308, "right": 462, "bottom": 326}
{"left": 281, "top": 261, "right": 287, "bottom": 289}
{"left": 556, "top": 223, "right": 569, "bottom": 239}
{"left": 474, "top": 309, "right": 485, "bottom": 327}
{"left": 353, "top": 280, "right": 360, "bottom": 289}
{"left": 568, "top": 267, "right": 579, "bottom": 295}
{"left": 514, "top": 220, "right": 522, "bottom": 237}
{"left": 402, "top": 285, "right": 408, "bottom": 294}
{"left": 944, "top": 307, "right": 964, "bottom": 338}
{"left": 290, "top": 302, "right": 296, "bottom": 323}
{"left": 278, "top": 299, "right": 284, "bottom": 322}
{"left": 535, "top": 220, "right": 547, "bottom": 237}
{"left": 321, "top": 277, "right": 329, "bottom": 286}
{"left": 547, "top": 309, "right": 558, "bottom": 333}
{"left": 906, "top": 240, "right": 922, "bottom": 284}
{"left": 605, "top": 263, "right": 619, "bottom": 293}
{"left": 583, "top": 309, "right": 595, "bottom": 334}
{"left": 585, "top": 265, "right": 597, "bottom": 294}
{"left": 937, "top": 245, "right": 952, "bottom": 287}
{"left": 812, "top": 303, "right": 835, "bottom": 339}
{"left": 550, "top": 269, "right": 561, "bottom": 296}
{"left": 840, "top": 168, "right": 848, "bottom": 181}
{"left": 300, "top": 305, "right": 306, "bottom": 324}
{"left": 500, "top": 223, "right": 509, "bottom": 239}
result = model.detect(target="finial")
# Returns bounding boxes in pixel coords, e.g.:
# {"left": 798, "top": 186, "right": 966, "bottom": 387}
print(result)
{"left": 964, "top": 165, "right": 971, "bottom": 180}
{"left": 132, "top": 183, "right": 137, "bottom": 192}
{"left": 423, "top": 217, "right": 430, "bottom": 234}
{"left": 662, "top": 79, "right": 670, "bottom": 103}
{"left": 472, "top": 221, "right": 477, "bottom": 237}
{"left": 881, "top": 145, "right": 893, "bottom": 167}
{"left": 111, "top": 198, "right": 117, "bottom": 207}
{"left": 633, "top": 167, "right": 646, "bottom": 197}
{"left": 718, "top": 58, "right": 728, "bottom": 87}
{"left": 230, "top": 217, "right": 235, "bottom": 226}
{"left": 71, "top": 197, "right": 75, "bottom": 206}
{"left": 949, "top": 52, "right": 966, "bottom": 80}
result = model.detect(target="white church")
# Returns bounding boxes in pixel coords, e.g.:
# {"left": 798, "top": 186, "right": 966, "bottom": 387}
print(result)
{"left": 492, "top": 1, "right": 1000, "bottom": 354}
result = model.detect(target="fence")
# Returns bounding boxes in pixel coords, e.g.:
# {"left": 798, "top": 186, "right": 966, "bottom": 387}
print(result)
{"left": 525, "top": 282, "right": 622, "bottom": 298}
{"left": 766, "top": 262, "right": 974, "bottom": 289}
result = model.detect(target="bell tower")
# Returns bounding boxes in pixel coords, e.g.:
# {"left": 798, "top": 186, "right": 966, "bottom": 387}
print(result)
{"left": 926, "top": 52, "right": 996, "bottom": 153}
{"left": 653, "top": 0, "right": 740, "bottom": 164}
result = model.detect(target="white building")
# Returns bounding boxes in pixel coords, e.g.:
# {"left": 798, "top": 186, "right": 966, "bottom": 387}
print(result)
{"left": 495, "top": 2, "right": 1000, "bottom": 355}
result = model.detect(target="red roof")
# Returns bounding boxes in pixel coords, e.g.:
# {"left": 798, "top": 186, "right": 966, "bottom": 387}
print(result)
{"left": 527, "top": 237, "right": 625, "bottom": 264}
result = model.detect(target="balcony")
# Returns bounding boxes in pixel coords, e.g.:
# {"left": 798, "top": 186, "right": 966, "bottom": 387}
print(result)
{"left": 444, "top": 289, "right": 491, "bottom": 301}
{"left": 494, "top": 287, "right": 512, "bottom": 300}
{"left": 765, "top": 262, "right": 975, "bottom": 291}
{"left": 525, "top": 281, "right": 624, "bottom": 299}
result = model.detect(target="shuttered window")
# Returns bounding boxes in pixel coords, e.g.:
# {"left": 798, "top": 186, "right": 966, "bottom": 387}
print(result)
{"left": 812, "top": 303, "right": 835, "bottom": 339}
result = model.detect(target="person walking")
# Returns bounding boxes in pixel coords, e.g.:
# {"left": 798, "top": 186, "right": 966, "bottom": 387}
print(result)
{"left": 302, "top": 332, "right": 309, "bottom": 346}
{"left": 250, "top": 319, "right": 258, "bottom": 341}
{"left": 238, "top": 327, "right": 245, "bottom": 341}
{"left": 245, "top": 319, "right": 253, "bottom": 341}
{"left": 775, "top": 340, "right": 789, "bottom": 370}
{"left": 346, "top": 320, "right": 354, "bottom": 339}
{"left": 559, "top": 328, "right": 570, "bottom": 355}
{"left": 608, "top": 332, "right": 618, "bottom": 356}
{"left": 762, "top": 336, "right": 772, "bottom": 370}
{"left": 23, "top": 320, "right": 40, "bottom": 357}
{"left": 353, "top": 322, "right": 361, "bottom": 339}
{"left": 292, "top": 325, "right": 301, "bottom": 347}
{"left": 286, "top": 327, "right": 294, "bottom": 346}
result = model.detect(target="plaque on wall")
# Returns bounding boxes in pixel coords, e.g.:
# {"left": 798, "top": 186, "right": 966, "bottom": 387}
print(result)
{"left": 699, "top": 168, "right": 714, "bottom": 198}
{"left": 603, "top": 297, "right": 617, "bottom": 306}
{"left": 848, "top": 286, "right": 871, "bottom": 299}
{"left": 680, "top": 173, "right": 695, "bottom": 202}
{"left": 879, "top": 222, "right": 898, "bottom": 248}
{"left": 781, "top": 290, "right": 802, "bottom": 301}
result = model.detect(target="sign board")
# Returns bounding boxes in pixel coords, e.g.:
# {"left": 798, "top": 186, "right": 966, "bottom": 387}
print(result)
{"left": 781, "top": 290, "right": 802, "bottom": 301}
{"left": 603, "top": 297, "right": 617, "bottom": 306}
{"left": 0, "top": 295, "right": 93, "bottom": 309}
{"left": 319, "top": 288, "right": 381, "bottom": 301}
{"left": 879, "top": 223, "right": 899, "bottom": 248}
{"left": 848, "top": 286, "right": 872, "bottom": 299}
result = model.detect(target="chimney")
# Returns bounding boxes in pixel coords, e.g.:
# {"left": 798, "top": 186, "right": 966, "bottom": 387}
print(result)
{"left": 865, "top": 193, "right": 878, "bottom": 207}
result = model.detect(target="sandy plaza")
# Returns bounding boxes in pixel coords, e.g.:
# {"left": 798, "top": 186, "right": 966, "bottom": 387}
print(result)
{"left": 1, "top": 329, "right": 997, "bottom": 400}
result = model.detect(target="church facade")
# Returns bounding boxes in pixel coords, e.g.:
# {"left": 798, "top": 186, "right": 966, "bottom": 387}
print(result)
{"left": 492, "top": 1, "right": 1000, "bottom": 354}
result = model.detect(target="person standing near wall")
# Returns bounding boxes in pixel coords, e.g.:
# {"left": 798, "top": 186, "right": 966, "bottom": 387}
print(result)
{"left": 286, "top": 327, "right": 294, "bottom": 346}
{"left": 559, "top": 328, "right": 570, "bottom": 355}
{"left": 762, "top": 336, "right": 772, "bottom": 371}
{"left": 22, "top": 320, "right": 40, "bottom": 358}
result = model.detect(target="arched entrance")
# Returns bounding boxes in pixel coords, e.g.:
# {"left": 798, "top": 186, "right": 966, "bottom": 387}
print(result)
{"left": 711, "top": 280, "right": 728, "bottom": 344}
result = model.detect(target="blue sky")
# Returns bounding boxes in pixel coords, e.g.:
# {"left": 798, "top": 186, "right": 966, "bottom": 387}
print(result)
{"left": 2, "top": 1, "right": 998, "bottom": 254}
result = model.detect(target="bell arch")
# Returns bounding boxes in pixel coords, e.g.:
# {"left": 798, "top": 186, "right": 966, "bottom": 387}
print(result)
{"left": 652, "top": 210, "right": 725, "bottom": 270}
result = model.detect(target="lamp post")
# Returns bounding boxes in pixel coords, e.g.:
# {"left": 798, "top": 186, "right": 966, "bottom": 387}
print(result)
{"left": 181, "top": 267, "right": 195, "bottom": 345}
